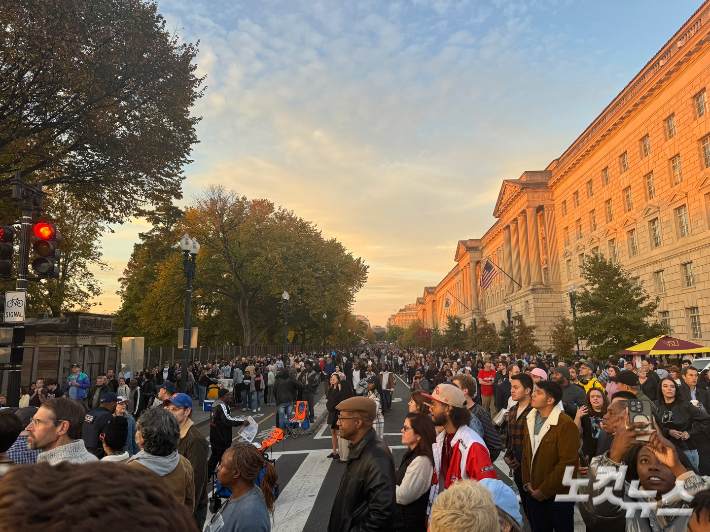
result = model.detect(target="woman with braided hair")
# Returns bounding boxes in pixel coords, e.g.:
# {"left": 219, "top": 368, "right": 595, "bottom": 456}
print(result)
{"left": 210, "top": 443, "right": 277, "bottom": 531}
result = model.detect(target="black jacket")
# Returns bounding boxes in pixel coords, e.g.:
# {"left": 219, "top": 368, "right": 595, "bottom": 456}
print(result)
{"left": 680, "top": 382, "right": 710, "bottom": 412}
{"left": 209, "top": 398, "right": 246, "bottom": 449}
{"left": 82, "top": 407, "right": 114, "bottom": 458}
{"left": 328, "top": 428, "right": 397, "bottom": 532}
{"left": 88, "top": 384, "right": 110, "bottom": 409}
{"left": 471, "top": 403, "right": 502, "bottom": 461}
{"left": 300, "top": 369, "right": 321, "bottom": 394}
{"left": 394, "top": 449, "right": 428, "bottom": 532}
{"left": 274, "top": 377, "right": 303, "bottom": 404}
{"left": 657, "top": 399, "right": 710, "bottom": 452}
{"left": 156, "top": 367, "right": 175, "bottom": 385}
{"left": 495, "top": 379, "right": 511, "bottom": 411}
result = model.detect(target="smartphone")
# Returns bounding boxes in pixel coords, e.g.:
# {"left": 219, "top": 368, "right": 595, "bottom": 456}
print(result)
{"left": 628, "top": 399, "right": 653, "bottom": 442}
{"left": 578, "top": 449, "right": 588, "bottom": 468}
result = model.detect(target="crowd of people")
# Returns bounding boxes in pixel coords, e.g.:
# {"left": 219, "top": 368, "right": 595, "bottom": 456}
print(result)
{"left": 3, "top": 347, "right": 710, "bottom": 531}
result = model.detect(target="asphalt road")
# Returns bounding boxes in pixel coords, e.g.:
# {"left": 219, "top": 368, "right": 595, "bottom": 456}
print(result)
{"left": 195, "top": 376, "right": 587, "bottom": 532}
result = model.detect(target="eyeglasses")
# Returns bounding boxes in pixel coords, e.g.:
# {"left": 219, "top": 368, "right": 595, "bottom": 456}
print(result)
{"left": 29, "top": 417, "right": 66, "bottom": 427}
{"left": 402, "top": 426, "right": 413, "bottom": 432}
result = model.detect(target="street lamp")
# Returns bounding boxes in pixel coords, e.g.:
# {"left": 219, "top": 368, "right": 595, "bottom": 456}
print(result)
{"left": 282, "top": 292, "right": 290, "bottom": 357}
{"left": 322, "top": 313, "right": 327, "bottom": 350}
{"left": 506, "top": 305, "right": 513, "bottom": 355}
{"left": 348, "top": 328, "right": 352, "bottom": 347}
{"left": 568, "top": 285, "right": 580, "bottom": 357}
{"left": 178, "top": 234, "right": 200, "bottom": 393}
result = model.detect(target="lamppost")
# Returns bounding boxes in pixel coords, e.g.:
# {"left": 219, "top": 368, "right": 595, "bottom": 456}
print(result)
{"left": 178, "top": 234, "right": 200, "bottom": 393}
{"left": 568, "top": 285, "right": 580, "bottom": 357}
{"left": 322, "top": 313, "right": 327, "bottom": 350}
{"left": 348, "top": 328, "right": 352, "bottom": 347}
{"left": 282, "top": 292, "right": 290, "bottom": 357}
{"left": 339, "top": 323, "right": 342, "bottom": 348}
{"left": 455, "top": 318, "right": 460, "bottom": 350}
{"left": 506, "top": 305, "right": 513, "bottom": 355}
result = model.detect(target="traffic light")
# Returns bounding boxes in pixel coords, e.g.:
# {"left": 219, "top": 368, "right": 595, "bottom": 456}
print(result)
{"left": 32, "top": 222, "right": 61, "bottom": 278}
{"left": 0, "top": 226, "right": 14, "bottom": 277}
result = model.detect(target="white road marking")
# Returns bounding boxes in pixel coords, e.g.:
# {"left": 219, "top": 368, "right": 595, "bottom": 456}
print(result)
{"left": 272, "top": 452, "right": 333, "bottom": 532}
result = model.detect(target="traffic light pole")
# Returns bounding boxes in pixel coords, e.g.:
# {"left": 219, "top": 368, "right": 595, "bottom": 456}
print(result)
{"left": 4, "top": 171, "right": 44, "bottom": 406}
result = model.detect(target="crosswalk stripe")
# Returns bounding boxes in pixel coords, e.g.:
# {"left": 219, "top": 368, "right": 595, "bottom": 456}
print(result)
{"left": 272, "top": 453, "right": 333, "bottom": 531}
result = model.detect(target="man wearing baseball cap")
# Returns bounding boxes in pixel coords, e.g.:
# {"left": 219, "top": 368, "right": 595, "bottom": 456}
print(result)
{"left": 82, "top": 392, "right": 118, "bottom": 459}
{"left": 578, "top": 361, "right": 604, "bottom": 395}
{"left": 151, "top": 381, "right": 176, "bottom": 409}
{"left": 424, "top": 384, "right": 497, "bottom": 514}
{"left": 328, "top": 396, "right": 396, "bottom": 532}
{"left": 165, "top": 393, "right": 210, "bottom": 529}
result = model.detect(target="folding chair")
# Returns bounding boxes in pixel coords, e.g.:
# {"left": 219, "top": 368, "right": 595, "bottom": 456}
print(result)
{"left": 287, "top": 401, "right": 309, "bottom": 438}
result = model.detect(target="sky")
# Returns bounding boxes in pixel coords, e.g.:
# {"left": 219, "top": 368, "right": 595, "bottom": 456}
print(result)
{"left": 93, "top": 0, "right": 704, "bottom": 328}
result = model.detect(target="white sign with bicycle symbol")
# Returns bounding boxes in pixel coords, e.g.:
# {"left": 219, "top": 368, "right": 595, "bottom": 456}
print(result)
{"left": 4, "top": 291, "right": 25, "bottom": 323}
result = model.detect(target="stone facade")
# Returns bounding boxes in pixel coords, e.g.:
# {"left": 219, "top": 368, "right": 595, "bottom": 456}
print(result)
{"left": 392, "top": 2, "right": 710, "bottom": 351}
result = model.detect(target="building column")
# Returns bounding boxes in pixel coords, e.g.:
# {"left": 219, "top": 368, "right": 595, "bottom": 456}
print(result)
{"left": 503, "top": 227, "right": 514, "bottom": 294}
{"left": 544, "top": 205, "right": 561, "bottom": 283}
{"left": 471, "top": 260, "right": 480, "bottom": 310}
{"left": 518, "top": 212, "right": 531, "bottom": 287}
{"left": 510, "top": 220, "right": 522, "bottom": 291}
{"left": 527, "top": 206, "right": 543, "bottom": 285}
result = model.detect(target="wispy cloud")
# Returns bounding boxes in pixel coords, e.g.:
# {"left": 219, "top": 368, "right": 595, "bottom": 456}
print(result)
{"left": 94, "top": 0, "right": 702, "bottom": 326}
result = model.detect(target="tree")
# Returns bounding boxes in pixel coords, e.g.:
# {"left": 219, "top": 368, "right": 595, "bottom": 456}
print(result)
{"left": 576, "top": 252, "right": 668, "bottom": 359}
{"left": 444, "top": 316, "right": 466, "bottom": 351}
{"left": 513, "top": 315, "right": 539, "bottom": 356}
{"left": 498, "top": 325, "right": 514, "bottom": 354}
{"left": 127, "top": 187, "right": 368, "bottom": 346}
{"left": 0, "top": 0, "right": 203, "bottom": 223}
{"left": 467, "top": 317, "right": 499, "bottom": 352}
{"left": 414, "top": 326, "right": 432, "bottom": 348}
{"left": 399, "top": 321, "right": 423, "bottom": 348}
{"left": 550, "top": 316, "right": 576, "bottom": 359}
{"left": 386, "top": 325, "right": 404, "bottom": 344}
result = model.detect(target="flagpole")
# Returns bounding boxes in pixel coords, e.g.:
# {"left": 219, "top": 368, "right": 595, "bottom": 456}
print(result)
{"left": 487, "top": 259, "right": 523, "bottom": 289}
{"left": 445, "top": 291, "right": 469, "bottom": 312}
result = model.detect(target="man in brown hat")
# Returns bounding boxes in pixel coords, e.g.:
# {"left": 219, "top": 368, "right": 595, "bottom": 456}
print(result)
{"left": 328, "top": 396, "right": 396, "bottom": 532}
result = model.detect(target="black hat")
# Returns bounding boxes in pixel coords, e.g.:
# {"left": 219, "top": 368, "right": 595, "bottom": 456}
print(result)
{"left": 156, "top": 382, "right": 176, "bottom": 394}
{"left": 218, "top": 388, "right": 230, "bottom": 399}
{"left": 610, "top": 370, "right": 639, "bottom": 387}
{"left": 100, "top": 392, "right": 118, "bottom": 403}
{"left": 367, "top": 375, "right": 380, "bottom": 385}
{"left": 102, "top": 416, "right": 128, "bottom": 451}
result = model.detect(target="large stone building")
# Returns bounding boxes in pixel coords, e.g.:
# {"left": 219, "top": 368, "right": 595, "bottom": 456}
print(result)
{"left": 393, "top": 2, "right": 710, "bottom": 351}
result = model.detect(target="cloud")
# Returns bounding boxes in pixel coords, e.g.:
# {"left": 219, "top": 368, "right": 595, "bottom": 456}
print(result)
{"left": 93, "top": 0, "right": 702, "bottom": 328}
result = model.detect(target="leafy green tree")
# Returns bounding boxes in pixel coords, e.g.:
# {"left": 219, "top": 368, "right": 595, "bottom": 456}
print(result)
{"left": 550, "top": 316, "right": 576, "bottom": 358}
{"left": 498, "top": 325, "right": 514, "bottom": 354}
{"left": 513, "top": 315, "right": 539, "bottom": 356}
{"left": 576, "top": 252, "right": 668, "bottom": 359}
{"left": 398, "top": 321, "right": 423, "bottom": 348}
{"left": 467, "top": 316, "right": 499, "bottom": 352}
{"left": 444, "top": 316, "right": 466, "bottom": 350}
{"left": 0, "top": 0, "right": 203, "bottom": 223}
{"left": 386, "top": 325, "right": 404, "bottom": 344}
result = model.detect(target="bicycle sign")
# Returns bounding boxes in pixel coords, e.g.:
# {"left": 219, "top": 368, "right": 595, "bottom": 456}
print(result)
{"left": 4, "top": 291, "right": 25, "bottom": 323}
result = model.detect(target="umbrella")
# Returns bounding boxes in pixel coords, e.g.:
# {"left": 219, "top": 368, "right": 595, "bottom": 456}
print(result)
{"left": 618, "top": 335, "right": 709, "bottom": 356}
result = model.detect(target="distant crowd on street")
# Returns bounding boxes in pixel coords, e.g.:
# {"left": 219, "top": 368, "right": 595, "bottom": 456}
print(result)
{"left": 3, "top": 345, "right": 710, "bottom": 532}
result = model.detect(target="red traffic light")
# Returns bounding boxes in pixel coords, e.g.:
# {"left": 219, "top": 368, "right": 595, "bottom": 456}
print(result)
{"left": 34, "top": 222, "right": 55, "bottom": 240}
{"left": 0, "top": 226, "right": 13, "bottom": 243}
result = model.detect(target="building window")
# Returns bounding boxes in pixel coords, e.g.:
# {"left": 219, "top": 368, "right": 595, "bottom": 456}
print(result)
{"left": 667, "top": 115, "right": 676, "bottom": 139}
{"left": 689, "top": 307, "right": 702, "bottom": 339}
{"left": 650, "top": 218, "right": 662, "bottom": 248}
{"left": 659, "top": 311, "right": 672, "bottom": 333}
{"left": 620, "top": 152, "right": 629, "bottom": 173}
{"left": 606, "top": 199, "right": 613, "bottom": 222}
{"left": 608, "top": 238, "right": 617, "bottom": 262}
{"left": 578, "top": 253, "right": 585, "bottom": 276}
{"left": 672, "top": 154, "right": 683, "bottom": 185}
{"left": 646, "top": 172, "right": 656, "bottom": 200}
{"left": 590, "top": 209, "right": 597, "bottom": 231}
{"left": 566, "top": 259, "right": 573, "bottom": 280}
{"left": 573, "top": 191, "right": 580, "bottom": 208}
{"left": 702, "top": 136, "right": 710, "bottom": 169}
{"left": 576, "top": 219, "right": 583, "bottom": 240}
{"left": 676, "top": 205, "right": 690, "bottom": 238}
{"left": 628, "top": 229, "right": 638, "bottom": 256}
{"left": 587, "top": 179, "right": 594, "bottom": 197}
{"left": 561, "top": 200, "right": 567, "bottom": 216}
{"left": 624, "top": 187, "right": 633, "bottom": 212}
{"left": 641, "top": 135, "right": 651, "bottom": 158}
{"left": 563, "top": 226, "right": 570, "bottom": 246}
{"left": 602, "top": 167, "right": 610, "bottom": 186}
{"left": 591, "top": 246, "right": 599, "bottom": 255}
{"left": 697, "top": 91, "right": 707, "bottom": 118}
{"left": 632, "top": 277, "right": 641, "bottom": 288}
{"left": 682, "top": 261, "right": 695, "bottom": 287}
{"left": 654, "top": 270, "right": 666, "bottom": 293}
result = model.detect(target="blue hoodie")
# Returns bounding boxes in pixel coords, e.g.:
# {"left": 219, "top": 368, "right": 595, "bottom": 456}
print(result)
{"left": 64, "top": 372, "right": 91, "bottom": 401}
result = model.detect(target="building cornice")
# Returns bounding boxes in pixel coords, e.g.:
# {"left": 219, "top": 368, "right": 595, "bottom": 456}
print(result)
{"left": 548, "top": 1, "right": 710, "bottom": 188}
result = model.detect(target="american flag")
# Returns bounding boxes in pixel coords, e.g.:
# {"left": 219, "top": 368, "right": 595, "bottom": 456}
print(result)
{"left": 479, "top": 259, "right": 498, "bottom": 290}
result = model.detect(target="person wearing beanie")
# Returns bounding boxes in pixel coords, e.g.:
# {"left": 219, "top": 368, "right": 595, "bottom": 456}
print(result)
{"left": 551, "top": 366, "right": 586, "bottom": 409}
{"left": 100, "top": 416, "right": 130, "bottom": 464}
{"left": 206, "top": 388, "right": 249, "bottom": 478}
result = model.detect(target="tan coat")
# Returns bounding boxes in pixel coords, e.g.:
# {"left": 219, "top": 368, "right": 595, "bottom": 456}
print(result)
{"left": 127, "top": 453, "right": 195, "bottom": 511}
{"left": 521, "top": 407, "right": 579, "bottom": 499}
